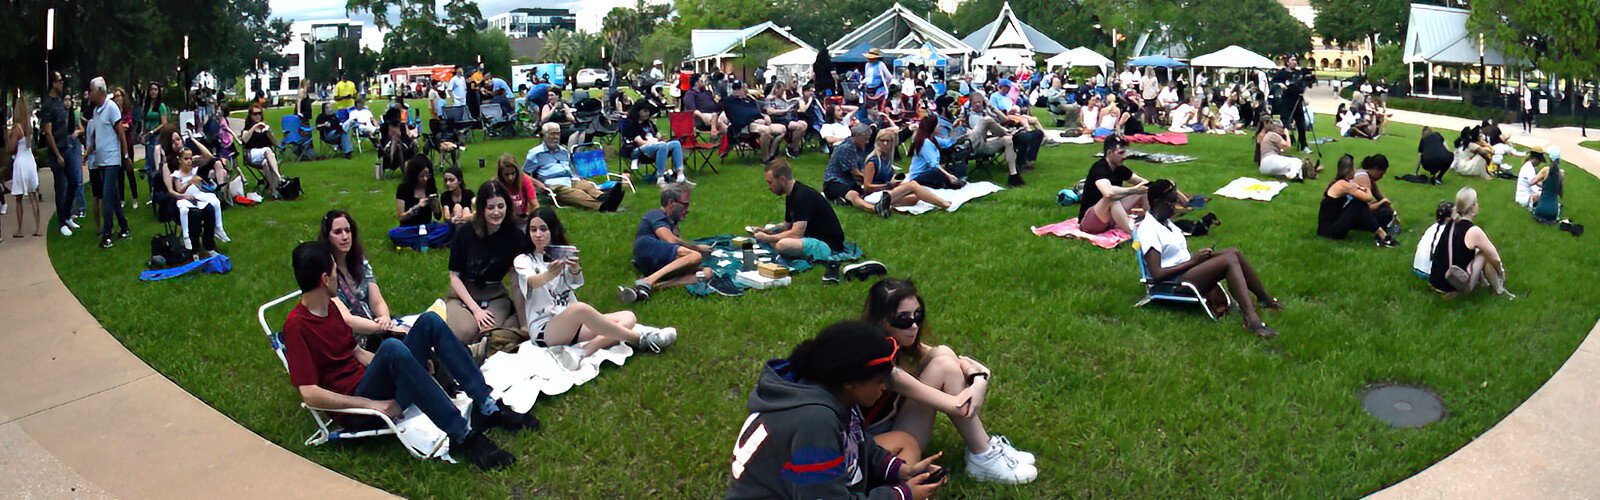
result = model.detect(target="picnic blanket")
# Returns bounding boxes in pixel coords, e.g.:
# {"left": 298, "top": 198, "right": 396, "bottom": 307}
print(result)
{"left": 1098, "top": 132, "right": 1188, "bottom": 145}
{"left": 478, "top": 342, "right": 635, "bottom": 414}
{"left": 139, "top": 253, "right": 232, "bottom": 281}
{"left": 684, "top": 235, "right": 864, "bottom": 297}
{"left": 1045, "top": 130, "right": 1096, "bottom": 144}
{"left": 1094, "top": 149, "right": 1196, "bottom": 164}
{"left": 1215, "top": 177, "right": 1289, "bottom": 201}
{"left": 1030, "top": 217, "right": 1132, "bottom": 249}
{"left": 862, "top": 181, "right": 1004, "bottom": 215}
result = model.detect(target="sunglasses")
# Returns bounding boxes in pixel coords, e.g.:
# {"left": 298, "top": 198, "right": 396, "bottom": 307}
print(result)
{"left": 887, "top": 308, "right": 925, "bottom": 330}
{"left": 865, "top": 336, "right": 900, "bottom": 367}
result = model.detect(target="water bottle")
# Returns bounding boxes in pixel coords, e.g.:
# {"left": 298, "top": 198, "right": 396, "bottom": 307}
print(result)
{"left": 741, "top": 239, "right": 755, "bottom": 271}
{"left": 478, "top": 157, "right": 485, "bottom": 169}
{"left": 417, "top": 224, "right": 429, "bottom": 253}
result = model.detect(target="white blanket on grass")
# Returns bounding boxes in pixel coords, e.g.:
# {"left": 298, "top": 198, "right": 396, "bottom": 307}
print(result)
{"left": 863, "top": 181, "right": 1004, "bottom": 215}
{"left": 478, "top": 342, "right": 636, "bottom": 414}
{"left": 1214, "top": 177, "right": 1289, "bottom": 202}
{"left": 392, "top": 394, "right": 473, "bottom": 462}
{"left": 1045, "top": 130, "right": 1096, "bottom": 144}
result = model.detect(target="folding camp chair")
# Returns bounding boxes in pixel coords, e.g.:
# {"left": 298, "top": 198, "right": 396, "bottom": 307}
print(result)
{"left": 256, "top": 291, "right": 462, "bottom": 459}
{"left": 478, "top": 103, "right": 516, "bottom": 138}
{"left": 573, "top": 142, "right": 632, "bottom": 193}
{"left": 667, "top": 111, "right": 717, "bottom": 174}
{"left": 1131, "top": 241, "right": 1234, "bottom": 320}
{"left": 333, "top": 109, "right": 362, "bottom": 154}
{"left": 571, "top": 98, "right": 617, "bottom": 151}
{"left": 441, "top": 105, "right": 479, "bottom": 143}
{"left": 279, "top": 115, "right": 317, "bottom": 162}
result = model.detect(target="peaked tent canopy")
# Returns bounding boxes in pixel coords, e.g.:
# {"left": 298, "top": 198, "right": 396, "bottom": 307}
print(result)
{"left": 1189, "top": 45, "right": 1278, "bottom": 69}
{"left": 834, "top": 42, "right": 900, "bottom": 64}
{"left": 690, "top": 22, "right": 816, "bottom": 61}
{"left": 1045, "top": 47, "right": 1113, "bottom": 71}
{"left": 961, "top": 1, "right": 1068, "bottom": 56}
{"left": 972, "top": 49, "right": 1035, "bottom": 68}
{"left": 1401, "top": 3, "right": 1516, "bottom": 66}
{"left": 895, "top": 42, "right": 950, "bottom": 67}
{"left": 1128, "top": 55, "right": 1187, "bottom": 68}
{"left": 829, "top": 2, "right": 974, "bottom": 65}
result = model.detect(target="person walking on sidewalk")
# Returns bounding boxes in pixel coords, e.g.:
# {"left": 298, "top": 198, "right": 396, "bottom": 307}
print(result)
{"left": 40, "top": 72, "right": 83, "bottom": 237}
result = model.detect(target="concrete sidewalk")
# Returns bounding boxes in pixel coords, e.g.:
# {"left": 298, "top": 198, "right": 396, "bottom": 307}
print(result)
{"left": 1305, "top": 87, "right": 1600, "bottom": 498}
{"left": 0, "top": 179, "right": 390, "bottom": 498}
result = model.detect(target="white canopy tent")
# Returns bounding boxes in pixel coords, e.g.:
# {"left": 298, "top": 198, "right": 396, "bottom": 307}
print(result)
{"left": 972, "top": 49, "right": 1035, "bottom": 69}
{"left": 1044, "top": 47, "right": 1113, "bottom": 73}
{"left": 828, "top": 3, "right": 974, "bottom": 68}
{"left": 1189, "top": 45, "right": 1277, "bottom": 69}
{"left": 766, "top": 47, "right": 819, "bottom": 82}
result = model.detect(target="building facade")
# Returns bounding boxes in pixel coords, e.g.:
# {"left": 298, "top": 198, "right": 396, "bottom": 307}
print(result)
{"left": 246, "top": 19, "right": 387, "bottom": 99}
{"left": 487, "top": 8, "right": 577, "bottom": 39}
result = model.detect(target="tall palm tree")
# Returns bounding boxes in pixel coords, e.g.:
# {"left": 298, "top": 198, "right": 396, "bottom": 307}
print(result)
{"left": 539, "top": 28, "right": 577, "bottom": 66}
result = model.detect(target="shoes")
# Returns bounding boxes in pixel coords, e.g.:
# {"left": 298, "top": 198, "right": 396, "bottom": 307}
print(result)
{"left": 183, "top": 237, "right": 194, "bottom": 251}
{"left": 216, "top": 229, "right": 231, "bottom": 243}
{"left": 598, "top": 188, "right": 626, "bottom": 212}
{"left": 1, "top": 203, "right": 7, "bottom": 215}
{"left": 656, "top": 175, "right": 670, "bottom": 188}
{"left": 1249, "top": 323, "right": 1278, "bottom": 339}
{"left": 965, "top": 444, "right": 1038, "bottom": 484}
{"left": 117, "top": 230, "right": 130, "bottom": 240}
{"left": 453, "top": 432, "right": 515, "bottom": 471}
{"left": 66, "top": 217, "right": 80, "bottom": 230}
{"left": 1301, "top": 147, "right": 1313, "bottom": 155}
{"left": 550, "top": 346, "right": 585, "bottom": 371}
{"left": 873, "top": 194, "right": 892, "bottom": 218}
{"left": 822, "top": 263, "right": 841, "bottom": 284}
{"left": 474, "top": 405, "right": 541, "bottom": 432}
{"left": 637, "top": 326, "right": 678, "bottom": 353}
{"left": 618, "top": 284, "right": 652, "bottom": 304}
{"left": 1006, "top": 174, "right": 1026, "bottom": 187}
{"left": 1375, "top": 235, "right": 1399, "bottom": 248}
{"left": 989, "top": 435, "right": 1036, "bottom": 465}
{"left": 60, "top": 225, "right": 73, "bottom": 237}
{"left": 842, "top": 261, "right": 888, "bottom": 282}
{"left": 100, "top": 237, "right": 114, "bottom": 249}
{"left": 1560, "top": 220, "right": 1584, "bottom": 237}
{"left": 707, "top": 274, "right": 743, "bottom": 296}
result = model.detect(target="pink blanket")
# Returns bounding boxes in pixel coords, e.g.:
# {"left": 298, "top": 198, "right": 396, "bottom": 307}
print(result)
{"left": 1097, "top": 132, "right": 1189, "bottom": 145}
{"left": 1030, "top": 217, "right": 1132, "bottom": 249}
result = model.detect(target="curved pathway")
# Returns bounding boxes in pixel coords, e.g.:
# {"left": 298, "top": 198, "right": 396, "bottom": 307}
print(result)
{"left": 1303, "top": 87, "right": 1600, "bottom": 498}
{"left": 1, "top": 97, "right": 1595, "bottom": 497}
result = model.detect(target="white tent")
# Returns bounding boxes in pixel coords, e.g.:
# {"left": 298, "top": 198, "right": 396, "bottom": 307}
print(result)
{"left": 1044, "top": 47, "right": 1112, "bottom": 72}
{"left": 1189, "top": 45, "right": 1278, "bottom": 69}
{"left": 766, "top": 47, "right": 819, "bottom": 82}
{"left": 972, "top": 49, "right": 1034, "bottom": 68}
{"left": 1401, "top": 3, "right": 1521, "bottom": 99}
{"left": 828, "top": 3, "right": 974, "bottom": 67}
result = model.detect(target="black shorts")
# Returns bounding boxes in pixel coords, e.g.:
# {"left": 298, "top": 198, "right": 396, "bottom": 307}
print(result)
{"left": 822, "top": 180, "right": 863, "bottom": 204}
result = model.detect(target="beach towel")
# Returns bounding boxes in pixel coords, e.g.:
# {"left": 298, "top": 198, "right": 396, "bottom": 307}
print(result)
{"left": 683, "top": 235, "right": 865, "bottom": 297}
{"left": 478, "top": 342, "right": 635, "bottom": 414}
{"left": 139, "top": 254, "right": 232, "bottom": 281}
{"left": 1215, "top": 177, "right": 1289, "bottom": 201}
{"left": 1045, "top": 130, "right": 1096, "bottom": 145}
{"left": 862, "top": 181, "right": 1004, "bottom": 215}
{"left": 1095, "top": 149, "right": 1196, "bottom": 164}
{"left": 1031, "top": 217, "right": 1132, "bottom": 249}
{"left": 1108, "top": 132, "right": 1188, "bottom": 145}
{"left": 393, "top": 394, "right": 473, "bottom": 462}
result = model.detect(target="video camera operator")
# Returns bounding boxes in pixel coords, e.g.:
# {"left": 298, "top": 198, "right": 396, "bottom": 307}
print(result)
{"left": 1271, "top": 56, "right": 1315, "bottom": 154}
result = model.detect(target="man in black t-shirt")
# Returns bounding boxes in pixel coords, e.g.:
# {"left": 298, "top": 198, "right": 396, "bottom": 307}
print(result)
{"left": 754, "top": 159, "right": 846, "bottom": 261}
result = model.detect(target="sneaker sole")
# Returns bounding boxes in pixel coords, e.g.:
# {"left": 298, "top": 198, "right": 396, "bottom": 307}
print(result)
{"left": 965, "top": 467, "right": 1038, "bottom": 484}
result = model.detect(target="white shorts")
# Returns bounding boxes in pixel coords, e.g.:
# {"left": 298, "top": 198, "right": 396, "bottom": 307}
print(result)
{"left": 1259, "top": 154, "right": 1303, "bottom": 179}
{"left": 248, "top": 147, "right": 271, "bottom": 166}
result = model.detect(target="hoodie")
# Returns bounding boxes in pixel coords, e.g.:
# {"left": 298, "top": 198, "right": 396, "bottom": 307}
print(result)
{"left": 725, "top": 360, "right": 910, "bottom": 500}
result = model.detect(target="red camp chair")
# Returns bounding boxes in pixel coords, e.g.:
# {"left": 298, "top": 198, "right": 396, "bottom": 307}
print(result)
{"left": 668, "top": 111, "right": 718, "bottom": 174}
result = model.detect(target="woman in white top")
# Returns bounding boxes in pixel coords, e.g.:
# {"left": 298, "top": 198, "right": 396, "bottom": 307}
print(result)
{"left": 1079, "top": 95, "right": 1103, "bottom": 136}
{"left": 1514, "top": 147, "right": 1555, "bottom": 209}
{"left": 7, "top": 95, "right": 41, "bottom": 238}
{"left": 1136, "top": 180, "right": 1283, "bottom": 339}
{"left": 1213, "top": 95, "right": 1242, "bottom": 134}
{"left": 165, "top": 148, "right": 226, "bottom": 256}
{"left": 513, "top": 207, "right": 677, "bottom": 368}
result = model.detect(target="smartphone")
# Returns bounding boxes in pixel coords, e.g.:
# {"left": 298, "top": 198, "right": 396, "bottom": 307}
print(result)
{"left": 923, "top": 467, "right": 948, "bottom": 483}
{"left": 547, "top": 244, "right": 578, "bottom": 261}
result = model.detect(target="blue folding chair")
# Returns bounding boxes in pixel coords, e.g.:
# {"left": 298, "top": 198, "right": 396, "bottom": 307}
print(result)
{"left": 279, "top": 115, "right": 317, "bottom": 161}
{"left": 574, "top": 143, "right": 632, "bottom": 193}
{"left": 1131, "top": 240, "right": 1233, "bottom": 320}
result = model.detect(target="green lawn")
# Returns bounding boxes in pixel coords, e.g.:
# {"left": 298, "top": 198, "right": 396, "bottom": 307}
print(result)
{"left": 48, "top": 113, "right": 1600, "bottom": 497}
{"left": 1583, "top": 140, "right": 1599, "bottom": 153}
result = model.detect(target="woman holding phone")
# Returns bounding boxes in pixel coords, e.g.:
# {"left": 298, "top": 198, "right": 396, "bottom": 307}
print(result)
{"left": 390, "top": 156, "right": 450, "bottom": 249}
{"left": 513, "top": 207, "right": 677, "bottom": 369}
{"left": 1136, "top": 179, "right": 1284, "bottom": 338}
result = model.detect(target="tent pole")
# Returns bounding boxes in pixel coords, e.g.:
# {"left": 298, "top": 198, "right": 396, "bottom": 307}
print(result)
{"left": 1428, "top": 62, "right": 1434, "bottom": 95}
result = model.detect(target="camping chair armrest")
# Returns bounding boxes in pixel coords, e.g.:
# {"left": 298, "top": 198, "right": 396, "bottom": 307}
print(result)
{"left": 302, "top": 403, "right": 404, "bottom": 433}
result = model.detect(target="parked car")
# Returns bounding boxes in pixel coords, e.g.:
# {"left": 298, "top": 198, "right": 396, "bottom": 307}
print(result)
{"left": 574, "top": 68, "right": 610, "bottom": 89}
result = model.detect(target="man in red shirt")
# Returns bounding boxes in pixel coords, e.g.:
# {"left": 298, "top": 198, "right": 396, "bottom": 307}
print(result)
{"left": 284, "top": 241, "right": 536, "bottom": 470}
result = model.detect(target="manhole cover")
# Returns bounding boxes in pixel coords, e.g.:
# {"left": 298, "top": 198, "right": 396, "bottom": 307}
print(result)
{"left": 1361, "top": 384, "right": 1445, "bottom": 428}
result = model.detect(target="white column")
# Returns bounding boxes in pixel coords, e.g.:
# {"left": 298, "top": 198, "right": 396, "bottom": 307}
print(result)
{"left": 1428, "top": 62, "right": 1435, "bottom": 95}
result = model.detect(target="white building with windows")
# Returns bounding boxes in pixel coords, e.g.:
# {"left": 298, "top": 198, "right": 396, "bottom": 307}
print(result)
{"left": 487, "top": 8, "right": 576, "bottom": 39}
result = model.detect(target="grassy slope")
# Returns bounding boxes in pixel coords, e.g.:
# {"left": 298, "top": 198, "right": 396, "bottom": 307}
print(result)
{"left": 48, "top": 113, "right": 1600, "bottom": 497}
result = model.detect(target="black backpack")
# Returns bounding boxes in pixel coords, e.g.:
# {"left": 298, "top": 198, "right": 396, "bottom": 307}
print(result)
{"left": 149, "top": 233, "right": 192, "bottom": 269}
{"left": 278, "top": 177, "right": 303, "bottom": 200}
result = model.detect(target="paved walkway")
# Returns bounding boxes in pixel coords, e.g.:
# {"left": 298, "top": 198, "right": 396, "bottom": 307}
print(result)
{"left": 0, "top": 178, "right": 390, "bottom": 498}
{"left": 1305, "top": 87, "right": 1600, "bottom": 498}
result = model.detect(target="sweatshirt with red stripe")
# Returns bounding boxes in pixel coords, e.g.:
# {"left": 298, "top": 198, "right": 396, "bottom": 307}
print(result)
{"left": 725, "top": 359, "right": 910, "bottom": 500}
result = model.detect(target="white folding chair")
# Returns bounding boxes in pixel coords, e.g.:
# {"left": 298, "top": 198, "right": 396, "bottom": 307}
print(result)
{"left": 1131, "top": 241, "right": 1234, "bottom": 320}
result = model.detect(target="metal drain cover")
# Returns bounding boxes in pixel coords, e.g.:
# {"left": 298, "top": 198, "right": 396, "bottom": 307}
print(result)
{"left": 1361, "top": 385, "right": 1445, "bottom": 428}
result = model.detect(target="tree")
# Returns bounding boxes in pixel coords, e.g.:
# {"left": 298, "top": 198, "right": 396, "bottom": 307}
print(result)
{"left": 1310, "top": 0, "right": 1408, "bottom": 51}
{"left": 537, "top": 29, "right": 580, "bottom": 67}
{"left": 602, "top": 0, "right": 675, "bottom": 67}
{"left": 1469, "top": 0, "right": 1600, "bottom": 80}
{"left": 638, "top": 21, "right": 692, "bottom": 69}
{"left": 349, "top": 0, "right": 506, "bottom": 75}
{"left": 731, "top": 36, "right": 787, "bottom": 71}
{"left": 1167, "top": 0, "right": 1312, "bottom": 56}
{"left": 307, "top": 37, "right": 381, "bottom": 83}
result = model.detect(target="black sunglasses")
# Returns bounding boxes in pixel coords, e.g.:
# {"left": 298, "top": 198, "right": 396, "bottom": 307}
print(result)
{"left": 887, "top": 309, "right": 925, "bottom": 329}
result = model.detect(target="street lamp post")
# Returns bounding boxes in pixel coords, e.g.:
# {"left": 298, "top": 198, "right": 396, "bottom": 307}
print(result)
{"left": 45, "top": 7, "right": 55, "bottom": 85}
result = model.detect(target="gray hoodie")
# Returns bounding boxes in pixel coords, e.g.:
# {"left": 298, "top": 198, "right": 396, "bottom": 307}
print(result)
{"left": 725, "top": 360, "right": 910, "bottom": 500}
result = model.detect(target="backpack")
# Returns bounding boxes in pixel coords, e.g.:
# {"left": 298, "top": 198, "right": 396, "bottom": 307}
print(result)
{"left": 149, "top": 233, "right": 192, "bottom": 269}
{"left": 278, "top": 177, "right": 303, "bottom": 200}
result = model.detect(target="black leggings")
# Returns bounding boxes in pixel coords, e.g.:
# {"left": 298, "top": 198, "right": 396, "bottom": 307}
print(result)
{"left": 187, "top": 207, "right": 217, "bottom": 252}
{"left": 1421, "top": 155, "right": 1451, "bottom": 182}
{"left": 1318, "top": 202, "right": 1380, "bottom": 239}
{"left": 1281, "top": 107, "right": 1308, "bottom": 149}
{"left": 124, "top": 160, "right": 140, "bottom": 200}
{"left": 1013, "top": 130, "right": 1044, "bottom": 164}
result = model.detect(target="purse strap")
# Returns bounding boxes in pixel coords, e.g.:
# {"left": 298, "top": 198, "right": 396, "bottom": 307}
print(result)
{"left": 1445, "top": 221, "right": 1456, "bottom": 268}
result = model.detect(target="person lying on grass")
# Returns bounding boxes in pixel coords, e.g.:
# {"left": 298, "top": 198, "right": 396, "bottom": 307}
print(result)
{"left": 513, "top": 206, "right": 677, "bottom": 370}
{"left": 1428, "top": 187, "right": 1512, "bottom": 299}
{"left": 284, "top": 241, "right": 535, "bottom": 471}
{"left": 446, "top": 181, "right": 533, "bottom": 347}
{"left": 619, "top": 182, "right": 711, "bottom": 304}
{"left": 725, "top": 320, "right": 947, "bottom": 500}
{"left": 1137, "top": 179, "right": 1285, "bottom": 339}
{"left": 1316, "top": 155, "right": 1399, "bottom": 247}
{"left": 754, "top": 158, "right": 848, "bottom": 261}
{"left": 858, "top": 278, "right": 1038, "bottom": 484}
{"left": 320, "top": 210, "right": 403, "bottom": 349}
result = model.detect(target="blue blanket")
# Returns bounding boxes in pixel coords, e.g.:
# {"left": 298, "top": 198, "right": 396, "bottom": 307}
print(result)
{"left": 140, "top": 254, "right": 233, "bottom": 282}
{"left": 683, "top": 234, "right": 863, "bottom": 297}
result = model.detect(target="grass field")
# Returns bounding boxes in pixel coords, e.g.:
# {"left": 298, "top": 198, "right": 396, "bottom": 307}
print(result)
{"left": 48, "top": 112, "right": 1600, "bottom": 497}
{"left": 1583, "top": 140, "right": 1599, "bottom": 153}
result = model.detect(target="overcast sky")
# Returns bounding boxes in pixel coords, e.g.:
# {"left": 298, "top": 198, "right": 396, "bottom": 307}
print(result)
{"left": 268, "top": 0, "right": 587, "bottom": 25}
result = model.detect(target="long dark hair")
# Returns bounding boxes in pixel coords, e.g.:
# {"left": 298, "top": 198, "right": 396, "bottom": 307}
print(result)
{"left": 786, "top": 321, "right": 897, "bottom": 392}
{"left": 318, "top": 210, "right": 367, "bottom": 285}
{"left": 398, "top": 156, "right": 437, "bottom": 197}
{"left": 443, "top": 166, "right": 467, "bottom": 197}
{"left": 909, "top": 114, "right": 939, "bottom": 153}
{"left": 862, "top": 278, "right": 927, "bottom": 369}
{"left": 528, "top": 206, "right": 570, "bottom": 249}
{"left": 472, "top": 180, "right": 515, "bottom": 238}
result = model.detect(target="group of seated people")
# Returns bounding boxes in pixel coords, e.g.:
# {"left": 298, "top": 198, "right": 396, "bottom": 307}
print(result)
{"left": 1413, "top": 187, "right": 1513, "bottom": 299}
{"left": 1057, "top": 80, "right": 1255, "bottom": 139}
{"left": 1316, "top": 154, "right": 1400, "bottom": 247}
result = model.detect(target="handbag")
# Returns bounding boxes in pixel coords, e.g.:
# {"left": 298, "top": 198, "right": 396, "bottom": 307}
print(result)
{"left": 1442, "top": 221, "right": 1473, "bottom": 290}
{"left": 278, "top": 177, "right": 303, "bottom": 200}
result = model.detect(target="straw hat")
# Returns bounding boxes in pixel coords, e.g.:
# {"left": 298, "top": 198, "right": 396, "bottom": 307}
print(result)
{"left": 865, "top": 48, "right": 883, "bottom": 60}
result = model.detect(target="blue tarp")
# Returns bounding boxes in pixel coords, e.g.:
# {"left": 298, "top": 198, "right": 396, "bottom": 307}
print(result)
{"left": 1128, "top": 55, "right": 1188, "bottom": 68}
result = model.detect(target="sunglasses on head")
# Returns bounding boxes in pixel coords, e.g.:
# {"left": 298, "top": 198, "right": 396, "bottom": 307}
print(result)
{"left": 887, "top": 308, "right": 925, "bottom": 330}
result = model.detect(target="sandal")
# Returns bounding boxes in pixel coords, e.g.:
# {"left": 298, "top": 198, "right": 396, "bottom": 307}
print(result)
{"left": 1262, "top": 298, "right": 1286, "bottom": 311}
{"left": 1248, "top": 323, "right": 1278, "bottom": 339}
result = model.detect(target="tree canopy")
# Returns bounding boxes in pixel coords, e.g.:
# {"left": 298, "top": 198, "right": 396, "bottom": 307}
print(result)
{"left": 1310, "top": 0, "right": 1408, "bottom": 49}
{"left": 1469, "top": 0, "right": 1600, "bottom": 79}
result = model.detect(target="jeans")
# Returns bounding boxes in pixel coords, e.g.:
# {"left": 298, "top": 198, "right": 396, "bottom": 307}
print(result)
{"left": 638, "top": 140, "right": 684, "bottom": 174}
{"left": 52, "top": 139, "right": 83, "bottom": 226}
{"left": 95, "top": 166, "right": 129, "bottom": 239}
{"left": 353, "top": 312, "right": 494, "bottom": 443}
{"left": 143, "top": 135, "right": 159, "bottom": 175}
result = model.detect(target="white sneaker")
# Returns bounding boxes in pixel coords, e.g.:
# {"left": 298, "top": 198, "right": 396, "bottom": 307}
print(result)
{"left": 182, "top": 238, "right": 193, "bottom": 251}
{"left": 965, "top": 445, "right": 1038, "bottom": 484}
{"left": 1, "top": 203, "right": 7, "bottom": 215}
{"left": 989, "top": 435, "right": 1036, "bottom": 465}
{"left": 60, "top": 225, "right": 73, "bottom": 237}
{"left": 65, "top": 218, "right": 80, "bottom": 230}
{"left": 216, "top": 229, "right": 232, "bottom": 243}
{"left": 636, "top": 326, "right": 677, "bottom": 353}
{"left": 656, "top": 175, "right": 670, "bottom": 188}
{"left": 549, "top": 346, "right": 584, "bottom": 371}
